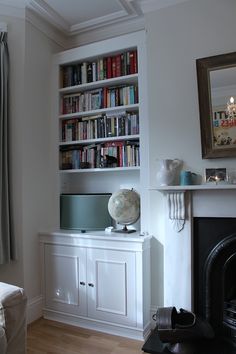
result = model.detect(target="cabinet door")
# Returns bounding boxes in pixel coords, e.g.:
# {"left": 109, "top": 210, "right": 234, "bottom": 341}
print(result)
{"left": 87, "top": 248, "right": 136, "bottom": 326}
{"left": 44, "top": 244, "right": 87, "bottom": 316}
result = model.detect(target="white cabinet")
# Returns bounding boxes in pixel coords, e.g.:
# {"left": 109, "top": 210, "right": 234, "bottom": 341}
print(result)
{"left": 40, "top": 230, "right": 151, "bottom": 340}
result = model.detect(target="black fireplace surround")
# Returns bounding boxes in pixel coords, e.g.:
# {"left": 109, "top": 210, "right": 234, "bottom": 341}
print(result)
{"left": 194, "top": 217, "right": 236, "bottom": 345}
{"left": 143, "top": 217, "right": 236, "bottom": 354}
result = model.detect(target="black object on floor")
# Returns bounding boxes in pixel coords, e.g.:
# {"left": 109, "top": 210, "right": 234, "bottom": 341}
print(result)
{"left": 142, "top": 328, "right": 236, "bottom": 354}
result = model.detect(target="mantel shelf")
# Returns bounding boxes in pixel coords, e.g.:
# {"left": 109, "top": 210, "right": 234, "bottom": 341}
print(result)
{"left": 150, "top": 184, "right": 236, "bottom": 192}
{"left": 151, "top": 184, "right": 236, "bottom": 232}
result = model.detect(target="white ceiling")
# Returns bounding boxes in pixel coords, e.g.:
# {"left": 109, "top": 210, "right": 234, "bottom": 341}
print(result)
{"left": 25, "top": 0, "right": 190, "bottom": 36}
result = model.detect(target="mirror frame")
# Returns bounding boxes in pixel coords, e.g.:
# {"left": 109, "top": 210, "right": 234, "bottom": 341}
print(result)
{"left": 196, "top": 52, "right": 236, "bottom": 159}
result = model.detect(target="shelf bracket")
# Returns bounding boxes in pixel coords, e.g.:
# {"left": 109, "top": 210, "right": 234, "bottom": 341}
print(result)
{"left": 167, "top": 191, "right": 185, "bottom": 232}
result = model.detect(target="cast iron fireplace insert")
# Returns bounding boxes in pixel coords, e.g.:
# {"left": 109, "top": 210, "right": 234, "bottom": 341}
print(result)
{"left": 193, "top": 217, "right": 236, "bottom": 346}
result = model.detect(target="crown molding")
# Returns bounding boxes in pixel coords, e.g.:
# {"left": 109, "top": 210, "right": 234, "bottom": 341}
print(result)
{"left": 25, "top": 0, "right": 144, "bottom": 36}
{"left": 27, "top": 0, "right": 69, "bottom": 34}
{"left": 118, "top": 0, "right": 142, "bottom": 16}
{"left": 68, "top": 16, "right": 145, "bottom": 48}
{"left": 140, "top": 0, "right": 190, "bottom": 13}
{"left": 70, "top": 10, "right": 128, "bottom": 34}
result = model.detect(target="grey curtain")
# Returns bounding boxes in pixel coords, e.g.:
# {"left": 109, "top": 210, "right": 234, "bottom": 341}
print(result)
{"left": 0, "top": 31, "right": 16, "bottom": 264}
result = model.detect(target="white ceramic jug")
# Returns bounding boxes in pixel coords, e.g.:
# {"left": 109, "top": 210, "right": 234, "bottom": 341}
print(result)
{"left": 156, "top": 159, "right": 181, "bottom": 186}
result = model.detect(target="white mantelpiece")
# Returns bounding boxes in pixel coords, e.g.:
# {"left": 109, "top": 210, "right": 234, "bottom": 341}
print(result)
{"left": 154, "top": 185, "right": 236, "bottom": 312}
{"left": 153, "top": 184, "right": 236, "bottom": 232}
{"left": 154, "top": 183, "right": 236, "bottom": 191}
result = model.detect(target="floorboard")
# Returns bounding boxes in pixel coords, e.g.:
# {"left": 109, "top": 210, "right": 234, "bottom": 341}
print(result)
{"left": 27, "top": 318, "right": 144, "bottom": 354}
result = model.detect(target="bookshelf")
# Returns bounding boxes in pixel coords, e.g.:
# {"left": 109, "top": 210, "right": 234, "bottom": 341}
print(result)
{"left": 45, "top": 31, "right": 151, "bottom": 339}
{"left": 59, "top": 50, "right": 139, "bottom": 171}
{"left": 52, "top": 31, "right": 149, "bottom": 233}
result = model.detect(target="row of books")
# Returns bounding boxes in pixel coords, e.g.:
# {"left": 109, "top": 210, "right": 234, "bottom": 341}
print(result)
{"left": 61, "top": 50, "right": 138, "bottom": 87}
{"left": 61, "top": 85, "right": 138, "bottom": 115}
{"left": 60, "top": 140, "right": 140, "bottom": 170}
{"left": 61, "top": 112, "right": 139, "bottom": 142}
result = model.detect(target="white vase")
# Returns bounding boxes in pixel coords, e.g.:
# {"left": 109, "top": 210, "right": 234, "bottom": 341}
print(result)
{"left": 156, "top": 159, "right": 181, "bottom": 186}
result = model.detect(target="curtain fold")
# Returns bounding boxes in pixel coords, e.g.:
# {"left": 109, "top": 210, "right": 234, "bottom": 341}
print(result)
{"left": 0, "top": 31, "right": 16, "bottom": 264}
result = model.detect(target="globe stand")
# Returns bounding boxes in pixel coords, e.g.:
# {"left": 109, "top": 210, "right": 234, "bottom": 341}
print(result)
{"left": 112, "top": 225, "right": 136, "bottom": 234}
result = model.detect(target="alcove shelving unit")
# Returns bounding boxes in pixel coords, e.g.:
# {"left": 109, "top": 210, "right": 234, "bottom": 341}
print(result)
{"left": 42, "top": 31, "right": 151, "bottom": 340}
{"left": 51, "top": 30, "right": 150, "bottom": 233}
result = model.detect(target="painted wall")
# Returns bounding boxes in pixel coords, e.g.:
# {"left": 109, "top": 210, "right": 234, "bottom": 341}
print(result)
{"left": 0, "top": 7, "right": 63, "bottom": 322}
{"left": 0, "top": 12, "right": 25, "bottom": 287}
{"left": 145, "top": 0, "right": 236, "bottom": 308}
{"left": 23, "top": 18, "right": 63, "bottom": 306}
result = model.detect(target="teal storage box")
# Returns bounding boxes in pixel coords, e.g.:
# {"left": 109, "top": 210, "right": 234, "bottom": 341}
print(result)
{"left": 60, "top": 193, "right": 112, "bottom": 232}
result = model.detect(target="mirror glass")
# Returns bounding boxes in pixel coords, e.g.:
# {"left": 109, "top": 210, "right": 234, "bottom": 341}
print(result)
{"left": 210, "top": 67, "right": 236, "bottom": 149}
{"left": 196, "top": 52, "right": 236, "bottom": 158}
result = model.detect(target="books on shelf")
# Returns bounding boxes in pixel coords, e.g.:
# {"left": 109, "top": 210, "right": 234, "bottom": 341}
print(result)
{"left": 61, "top": 50, "right": 138, "bottom": 88}
{"left": 58, "top": 39, "right": 142, "bottom": 173}
{"left": 61, "top": 111, "right": 139, "bottom": 142}
{"left": 61, "top": 85, "right": 138, "bottom": 115}
{"left": 60, "top": 140, "right": 140, "bottom": 170}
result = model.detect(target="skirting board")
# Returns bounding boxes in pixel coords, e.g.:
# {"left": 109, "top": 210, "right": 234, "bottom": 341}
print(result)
{"left": 27, "top": 295, "right": 43, "bottom": 324}
{"left": 43, "top": 308, "right": 151, "bottom": 341}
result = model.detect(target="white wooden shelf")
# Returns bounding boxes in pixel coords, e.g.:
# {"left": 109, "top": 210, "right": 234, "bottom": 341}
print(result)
{"left": 59, "top": 104, "right": 139, "bottom": 120}
{"left": 60, "top": 166, "right": 140, "bottom": 173}
{"left": 59, "top": 74, "right": 138, "bottom": 94}
{"left": 151, "top": 184, "right": 236, "bottom": 192}
{"left": 59, "top": 134, "right": 140, "bottom": 146}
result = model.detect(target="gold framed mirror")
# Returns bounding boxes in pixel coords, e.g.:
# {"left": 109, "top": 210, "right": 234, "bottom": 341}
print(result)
{"left": 196, "top": 52, "right": 236, "bottom": 158}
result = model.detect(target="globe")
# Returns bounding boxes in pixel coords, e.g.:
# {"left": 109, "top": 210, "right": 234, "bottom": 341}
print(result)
{"left": 108, "top": 189, "right": 140, "bottom": 233}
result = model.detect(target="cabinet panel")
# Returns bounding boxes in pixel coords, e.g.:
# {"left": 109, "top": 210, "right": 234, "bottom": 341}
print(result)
{"left": 87, "top": 248, "right": 136, "bottom": 326}
{"left": 96, "top": 260, "right": 126, "bottom": 315}
{"left": 44, "top": 244, "right": 87, "bottom": 316}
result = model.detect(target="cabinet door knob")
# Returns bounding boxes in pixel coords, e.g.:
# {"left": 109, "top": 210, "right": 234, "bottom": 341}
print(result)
{"left": 80, "top": 281, "right": 85, "bottom": 286}
{"left": 88, "top": 283, "right": 94, "bottom": 287}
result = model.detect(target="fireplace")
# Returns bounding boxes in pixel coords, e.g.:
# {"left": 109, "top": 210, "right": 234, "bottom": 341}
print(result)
{"left": 193, "top": 217, "right": 236, "bottom": 344}
{"left": 143, "top": 188, "right": 236, "bottom": 354}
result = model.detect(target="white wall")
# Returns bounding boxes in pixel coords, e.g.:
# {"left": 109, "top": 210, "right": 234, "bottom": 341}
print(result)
{"left": 0, "top": 7, "right": 63, "bottom": 322}
{"left": 23, "top": 18, "right": 63, "bottom": 306}
{"left": 145, "top": 0, "right": 236, "bottom": 308}
{"left": 0, "top": 13, "right": 25, "bottom": 287}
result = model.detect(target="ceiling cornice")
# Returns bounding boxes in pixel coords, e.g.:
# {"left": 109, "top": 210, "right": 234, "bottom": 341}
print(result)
{"left": 26, "top": 0, "right": 144, "bottom": 36}
{"left": 69, "top": 16, "right": 145, "bottom": 48}
{"left": 27, "top": 0, "right": 69, "bottom": 34}
{"left": 139, "top": 0, "right": 190, "bottom": 13}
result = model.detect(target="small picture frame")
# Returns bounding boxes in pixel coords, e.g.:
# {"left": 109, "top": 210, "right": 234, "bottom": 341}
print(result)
{"left": 205, "top": 168, "right": 227, "bottom": 183}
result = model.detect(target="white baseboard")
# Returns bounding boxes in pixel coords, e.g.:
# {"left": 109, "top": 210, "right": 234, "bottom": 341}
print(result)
{"left": 27, "top": 300, "right": 157, "bottom": 337}
{"left": 43, "top": 308, "right": 151, "bottom": 341}
{"left": 27, "top": 295, "right": 43, "bottom": 324}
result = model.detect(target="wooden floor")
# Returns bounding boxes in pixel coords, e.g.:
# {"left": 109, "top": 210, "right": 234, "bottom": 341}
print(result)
{"left": 27, "top": 318, "right": 145, "bottom": 354}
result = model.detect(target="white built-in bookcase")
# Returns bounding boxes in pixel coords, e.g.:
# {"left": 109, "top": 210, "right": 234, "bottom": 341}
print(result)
{"left": 51, "top": 31, "right": 149, "bottom": 233}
